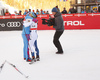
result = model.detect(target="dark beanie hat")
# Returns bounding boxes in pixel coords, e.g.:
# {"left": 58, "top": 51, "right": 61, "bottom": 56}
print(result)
{"left": 52, "top": 7, "right": 57, "bottom": 12}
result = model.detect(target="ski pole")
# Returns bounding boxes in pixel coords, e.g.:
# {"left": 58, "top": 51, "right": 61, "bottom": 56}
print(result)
{"left": 0, "top": 60, "right": 6, "bottom": 73}
{"left": 6, "top": 61, "right": 29, "bottom": 78}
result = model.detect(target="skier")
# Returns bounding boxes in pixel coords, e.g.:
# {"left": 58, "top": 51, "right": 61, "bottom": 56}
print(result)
{"left": 22, "top": 12, "right": 40, "bottom": 62}
{"left": 29, "top": 13, "right": 40, "bottom": 61}
{"left": 22, "top": 15, "right": 33, "bottom": 62}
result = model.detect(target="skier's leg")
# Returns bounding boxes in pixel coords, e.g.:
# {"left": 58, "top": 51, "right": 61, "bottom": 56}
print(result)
{"left": 34, "top": 40, "right": 40, "bottom": 61}
{"left": 29, "top": 31, "right": 36, "bottom": 58}
{"left": 34, "top": 40, "right": 39, "bottom": 56}
{"left": 32, "top": 32, "right": 39, "bottom": 56}
{"left": 25, "top": 34, "right": 31, "bottom": 61}
{"left": 22, "top": 34, "right": 26, "bottom": 59}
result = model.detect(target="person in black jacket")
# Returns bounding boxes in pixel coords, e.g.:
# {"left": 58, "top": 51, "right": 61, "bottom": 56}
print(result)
{"left": 52, "top": 7, "right": 64, "bottom": 54}
{"left": 62, "top": 7, "right": 67, "bottom": 14}
{"left": 98, "top": 6, "right": 100, "bottom": 12}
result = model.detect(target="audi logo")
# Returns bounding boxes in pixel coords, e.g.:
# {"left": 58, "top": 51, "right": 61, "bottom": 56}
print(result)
{"left": 7, "top": 22, "right": 21, "bottom": 27}
{"left": 0, "top": 23, "right": 5, "bottom": 27}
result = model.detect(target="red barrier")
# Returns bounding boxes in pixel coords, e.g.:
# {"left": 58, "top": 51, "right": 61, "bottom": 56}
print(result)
{"left": 37, "top": 13, "right": 100, "bottom": 30}
{"left": 0, "top": 13, "right": 100, "bottom": 30}
{"left": 62, "top": 13, "right": 100, "bottom": 29}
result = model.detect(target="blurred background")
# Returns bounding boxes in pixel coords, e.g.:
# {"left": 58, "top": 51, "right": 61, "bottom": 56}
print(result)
{"left": 0, "top": 0, "right": 100, "bottom": 15}
{"left": 0, "top": 0, "right": 70, "bottom": 14}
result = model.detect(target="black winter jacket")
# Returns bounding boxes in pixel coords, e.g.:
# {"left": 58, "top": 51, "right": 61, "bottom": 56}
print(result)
{"left": 53, "top": 11, "right": 64, "bottom": 31}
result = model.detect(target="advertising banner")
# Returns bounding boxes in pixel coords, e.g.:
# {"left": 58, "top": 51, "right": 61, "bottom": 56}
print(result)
{"left": 0, "top": 18, "right": 23, "bottom": 31}
{"left": 0, "top": 13, "right": 100, "bottom": 31}
{"left": 37, "top": 13, "right": 100, "bottom": 30}
{"left": 62, "top": 13, "right": 100, "bottom": 29}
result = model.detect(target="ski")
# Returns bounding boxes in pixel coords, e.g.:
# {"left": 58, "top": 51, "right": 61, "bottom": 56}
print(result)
{"left": 29, "top": 59, "right": 36, "bottom": 64}
{"left": 29, "top": 58, "right": 40, "bottom": 64}
{"left": 0, "top": 60, "right": 6, "bottom": 73}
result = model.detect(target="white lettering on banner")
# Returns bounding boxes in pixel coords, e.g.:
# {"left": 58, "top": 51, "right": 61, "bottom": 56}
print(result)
{"left": 7, "top": 22, "right": 21, "bottom": 27}
{"left": 64, "top": 21, "right": 85, "bottom": 26}
{"left": 0, "top": 16, "right": 3, "bottom": 19}
{"left": 62, "top": 14, "right": 73, "bottom": 17}
{"left": 0, "top": 16, "right": 10, "bottom": 19}
{"left": 38, "top": 15, "right": 47, "bottom": 18}
{"left": 0, "top": 23, "right": 5, "bottom": 27}
{"left": 12, "top": 16, "right": 17, "bottom": 18}
{"left": 3, "top": 16, "right": 5, "bottom": 19}
{"left": 74, "top": 14, "right": 86, "bottom": 17}
{"left": 4, "top": 16, "right": 10, "bottom": 18}
{"left": 12, "top": 16, "right": 23, "bottom": 18}
{"left": 88, "top": 13, "right": 100, "bottom": 16}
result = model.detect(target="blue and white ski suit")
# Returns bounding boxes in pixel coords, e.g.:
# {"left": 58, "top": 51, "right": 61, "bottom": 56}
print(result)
{"left": 22, "top": 16, "right": 33, "bottom": 60}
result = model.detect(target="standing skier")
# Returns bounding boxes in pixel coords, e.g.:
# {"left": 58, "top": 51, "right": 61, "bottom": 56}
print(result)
{"left": 29, "top": 13, "right": 40, "bottom": 61}
{"left": 22, "top": 13, "right": 40, "bottom": 62}
{"left": 52, "top": 7, "right": 64, "bottom": 54}
{"left": 22, "top": 15, "right": 33, "bottom": 62}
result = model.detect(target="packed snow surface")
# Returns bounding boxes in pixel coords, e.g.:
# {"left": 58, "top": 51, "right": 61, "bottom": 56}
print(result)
{"left": 0, "top": 30, "right": 100, "bottom": 80}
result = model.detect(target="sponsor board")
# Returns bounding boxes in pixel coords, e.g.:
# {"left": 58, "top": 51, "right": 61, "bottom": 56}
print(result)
{"left": 0, "top": 19, "right": 23, "bottom": 31}
{"left": 0, "top": 13, "right": 100, "bottom": 31}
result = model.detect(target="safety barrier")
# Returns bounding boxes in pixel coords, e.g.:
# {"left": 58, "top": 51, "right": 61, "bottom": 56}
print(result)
{"left": 0, "top": 13, "right": 100, "bottom": 31}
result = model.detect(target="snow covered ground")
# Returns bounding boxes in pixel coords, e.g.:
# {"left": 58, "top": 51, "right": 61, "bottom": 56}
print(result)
{"left": 0, "top": 30, "right": 100, "bottom": 80}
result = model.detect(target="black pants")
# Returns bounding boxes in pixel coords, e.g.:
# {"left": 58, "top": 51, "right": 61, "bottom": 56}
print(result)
{"left": 53, "top": 31, "right": 64, "bottom": 52}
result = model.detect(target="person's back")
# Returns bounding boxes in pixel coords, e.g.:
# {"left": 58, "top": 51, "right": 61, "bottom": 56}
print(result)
{"left": 46, "top": 11, "right": 49, "bottom": 14}
{"left": 18, "top": 10, "right": 22, "bottom": 15}
{"left": 36, "top": 12, "right": 39, "bottom": 15}
{"left": 5, "top": 12, "right": 10, "bottom": 16}
{"left": 5, "top": 9, "right": 10, "bottom": 16}
{"left": 32, "top": 12, "right": 37, "bottom": 18}
{"left": 24, "top": 9, "right": 28, "bottom": 15}
{"left": 81, "top": 10, "right": 84, "bottom": 13}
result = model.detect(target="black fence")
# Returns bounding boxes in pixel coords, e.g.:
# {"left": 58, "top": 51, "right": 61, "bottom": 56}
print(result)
{"left": 0, "top": 18, "right": 23, "bottom": 31}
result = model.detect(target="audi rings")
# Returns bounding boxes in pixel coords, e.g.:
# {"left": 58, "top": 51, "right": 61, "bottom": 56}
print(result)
{"left": 0, "top": 23, "right": 5, "bottom": 27}
{"left": 7, "top": 22, "right": 21, "bottom": 27}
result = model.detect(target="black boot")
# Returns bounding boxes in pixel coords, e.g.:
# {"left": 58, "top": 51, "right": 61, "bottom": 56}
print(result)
{"left": 56, "top": 51, "right": 63, "bottom": 54}
{"left": 36, "top": 55, "right": 40, "bottom": 61}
